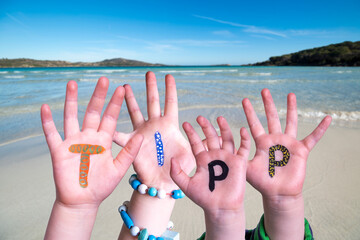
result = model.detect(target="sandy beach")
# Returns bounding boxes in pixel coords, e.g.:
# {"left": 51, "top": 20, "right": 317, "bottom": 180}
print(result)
{"left": 1, "top": 120, "right": 359, "bottom": 240}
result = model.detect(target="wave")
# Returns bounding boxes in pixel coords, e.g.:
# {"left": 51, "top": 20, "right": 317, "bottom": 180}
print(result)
{"left": 0, "top": 71, "right": 8, "bottom": 74}
{"left": 4, "top": 75, "right": 25, "bottom": 79}
{"left": 84, "top": 69, "right": 127, "bottom": 74}
{"left": 238, "top": 72, "right": 272, "bottom": 76}
{"left": 298, "top": 110, "right": 360, "bottom": 121}
{"left": 333, "top": 70, "right": 352, "bottom": 74}
{"left": 159, "top": 69, "right": 238, "bottom": 74}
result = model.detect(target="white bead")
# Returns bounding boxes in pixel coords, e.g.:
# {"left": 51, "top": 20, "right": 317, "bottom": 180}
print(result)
{"left": 157, "top": 189, "right": 166, "bottom": 199}
{"left": 129, "top": 175, "right": 137, "bottom": 184}
{"left": 118, "top": 205, "right": 127, "bottom": 212}
{"left": 123, "top": 201, "right": 130, "bottom": 207}
{"left": 138, "top": 184, "right": 148, "bottom": 194}
{"left": 167, "top": 220, "right": 174, "bottom": 230}
{"left": 130, "top": 226, "right": 140, "bottom": 236}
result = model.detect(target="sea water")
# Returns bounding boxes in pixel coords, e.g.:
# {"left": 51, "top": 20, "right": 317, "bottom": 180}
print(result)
{"left": 0, "top": 66, "right": 359, "bottom": 145}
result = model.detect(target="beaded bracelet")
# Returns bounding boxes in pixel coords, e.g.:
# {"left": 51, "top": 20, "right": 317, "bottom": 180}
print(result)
{"left": 119, "top": 201, "right": 174, "bottom": 240}
{"left": 129, "top": 174, "right": 185, "bottom": 200}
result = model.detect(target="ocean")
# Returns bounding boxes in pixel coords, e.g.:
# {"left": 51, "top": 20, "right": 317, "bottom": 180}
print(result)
{"left": 0, "top": 66, "right": 359, "bottom": 145}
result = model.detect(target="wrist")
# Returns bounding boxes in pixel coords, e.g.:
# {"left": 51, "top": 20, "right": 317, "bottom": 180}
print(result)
{"left": 204, "top": 207, "right": 245, "bottom": 240}
{"left": 54, "top": 199, "right": 100, "bottom": 213}
{"left": 262, "top": 194, "right": 304, "bottom": 240}
{"left": 262, "top": 193, "right": 304, "bottom": 212}
{"left": 45, "top": 200, "right": 99, "bottom": 240}
{"left": 119, "top": 191, "right": 176, "bottom": 239}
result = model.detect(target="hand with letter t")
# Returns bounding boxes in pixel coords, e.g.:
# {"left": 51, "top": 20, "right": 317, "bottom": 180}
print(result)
{"left": 41, "top": 78, "right": 143, "bottom": 240}
{"left": 242, "top": 88, "right": 332, "bottom": 240}
{"left": 171, "top": 116, "right": 250, "bottom": 240}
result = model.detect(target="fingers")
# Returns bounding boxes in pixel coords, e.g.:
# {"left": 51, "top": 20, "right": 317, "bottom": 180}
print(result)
{"left": 64, "top": 81, "right": 80, "bottom": 139}
{"left": 41, "top": 104, "right": 62, "bottom": 152}
{"left": 261, "top": 88, "right": 282, "bottom": 134}
{"left": 170, "top": 157, "right": 191, "bottom": 193}
{"left": 146, "top": 71, "right": 161, "bottom": 119}
{"left": 113, "top": 131, "right": 133, "bottom": 148}
{"left": 82, "top": 77, "right": 109, "bottom": 131}
{"left": 124, "top": 84, "right": 145, "bottom": 129}
{"left": 114, "top": 133, "right": 144, "bottom": 174}
{"left": 98, "top": 86, "right": 125, "bottom": 136}
{"left": 302, "top": 115, "right": 332, "bottom": 151}
{"left": 183, "top": 122, "right": 206, "bottom": 156}
{"left": 242, "top": 98, "right": 266, "bottom": 139}
{"left": 164, "top": 74, "right": 178, "bottom": 120}
{"left": 197, "top": 116, "right": 220, "bottom": 150}
{"left": 217, "top": 116, "right": 235, "bottom": 153}
{"left": 284, "top": 93, "right": 298, "bottom": 138}
{"left": 237, "top": 127, "right": 251, "bottom": 159}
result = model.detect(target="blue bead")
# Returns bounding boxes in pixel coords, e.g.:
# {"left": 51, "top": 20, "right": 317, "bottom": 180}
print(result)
{"left": 120, "top": 211, "right": 134, "bottom": 229}
{"left": 148, "top": 235, "right": 156, "bottom": 240}
{"left": 171, "top": 189, "right": 185, "bottom": 199}
{"left": 148, "top": 187, "right": 158, "bottom": 197}
{"left": 138, "top": 229, "right": 148, "bottom": 240}
{"left": 156, "top": 237, "right": 164, "bottom": 240}
{"left": 131, "top": 179, "right": 141, "bottom": 190}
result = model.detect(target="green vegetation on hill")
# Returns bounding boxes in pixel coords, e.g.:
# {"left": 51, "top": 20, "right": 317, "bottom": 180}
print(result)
{"left": 252, "top": 41, "right": 360, "bottom": 66}
{"left": 0, "top": 58, "right": 163, "bottom": 68}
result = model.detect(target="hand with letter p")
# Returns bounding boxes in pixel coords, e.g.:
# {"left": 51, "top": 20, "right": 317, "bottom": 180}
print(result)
{"left": 170, "top": 116, "right": 250, "bottom": 240}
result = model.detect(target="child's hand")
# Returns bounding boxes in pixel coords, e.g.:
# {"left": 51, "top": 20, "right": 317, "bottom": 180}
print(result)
{"left": 41, "top": 78, "right": 143, "bottom": 208}
{"left": 243, "top": 88, "right": 331, "bottom": 240}
{"left": 243, "top": 89, "right": 331, "bottom": 199}
{"left": 113, "top": 72, "right": 195, "bottom": 191}
{"left": 171, "top": 116, "right": 250, "bottom": 239}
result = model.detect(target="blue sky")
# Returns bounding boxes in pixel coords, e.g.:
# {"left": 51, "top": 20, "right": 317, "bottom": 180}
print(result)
{"left": 1, "top": 0, "right": 360, "bottom": 65}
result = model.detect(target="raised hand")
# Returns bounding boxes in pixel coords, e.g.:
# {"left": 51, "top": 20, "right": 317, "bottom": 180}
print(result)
{"left": 243, "top": 89, "right": 331, "bottom": 198}
{"left": 41, "top": 78, "right": 143, "bottom": 207}
{"left": 113, "top": 72, "right": 195, "bottom": 191}
{"left": 242, "top": 88, "right": 331, "bottom": 240}
{"left": 171, "top": 116, "right": 250, "bottom": 239}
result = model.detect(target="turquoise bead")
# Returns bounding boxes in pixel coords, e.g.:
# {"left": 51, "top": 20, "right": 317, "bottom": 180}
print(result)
{"left": 156, "top": 237, "right": 164, "bottom": 240}
{"left": 131, "top": 179, "right": 141, "bottom": 190}
{"left": 148, "top": 187, "right": 158, "bottom": 197}
{"left": 171, "top": 189, "right": 185, "bottom": 199}
{"left": 148, "top": 236, "right": 156, "bottom": 240}
{"left": 120, "top": 211, "right": 134, "bottom": 229}
{"left": 138, "top": 229, "right": 148, "bottom": 240}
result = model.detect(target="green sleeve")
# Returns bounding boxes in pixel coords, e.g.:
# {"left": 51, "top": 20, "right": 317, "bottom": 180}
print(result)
{"left": 198, "top": 215, "right": 314, "bottom": 240}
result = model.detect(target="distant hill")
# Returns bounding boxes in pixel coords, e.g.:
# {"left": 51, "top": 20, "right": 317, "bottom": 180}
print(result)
{"left": 251, "top": 41, "right": 360, "bottom": 66}
{"left": 0, "top": 57, "right": 164, "bottom": 68}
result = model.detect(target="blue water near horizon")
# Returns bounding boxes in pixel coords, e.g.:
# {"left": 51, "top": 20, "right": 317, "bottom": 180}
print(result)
{"left": 1, "top": 66, "right": 360, "bottom": 145}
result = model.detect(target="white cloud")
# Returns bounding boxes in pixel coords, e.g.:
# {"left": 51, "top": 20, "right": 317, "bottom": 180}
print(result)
{"left": 212, "top": 30, "right": 235, "bottom": 37}
{"left": 194, "top": 15, "right": 287, "bottom": 38}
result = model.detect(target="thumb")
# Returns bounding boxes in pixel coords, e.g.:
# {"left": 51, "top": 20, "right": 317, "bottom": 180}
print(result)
{"left": 114, "top": 133, "right": 143, "bottom": 176}
{"left": 170, "top": 157, "right": 191, "bottom": 194}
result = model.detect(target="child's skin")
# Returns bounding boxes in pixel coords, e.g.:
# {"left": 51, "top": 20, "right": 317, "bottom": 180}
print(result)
{"left": 171, "top": 116, "right": 251, "bottom": 240}
{"left": 243, "top": 89, "right": 332, "bottom": 240}
{"left": 42, "top": 77, "right": 143, "bottom": 240}
{"left": 115, "top": 72, "right": 195, "bottom": 239}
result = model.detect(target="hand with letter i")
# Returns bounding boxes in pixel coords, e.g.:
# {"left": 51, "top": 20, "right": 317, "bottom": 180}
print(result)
{"left": 242, "top": 89, "right": 332, "bottom": 240}
{"left": 41, "top": 78, "right": 143, "bottom": 240}
{"left": 171, "top": 116, "right": 250, "bottom": 240}
{"left": 116, "top": 72, "right": 195, "bottom": 239}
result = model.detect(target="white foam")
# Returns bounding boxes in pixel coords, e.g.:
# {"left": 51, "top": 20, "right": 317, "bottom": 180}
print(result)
{"left": 4, "top": 75, "right": 25, "bottom": 79}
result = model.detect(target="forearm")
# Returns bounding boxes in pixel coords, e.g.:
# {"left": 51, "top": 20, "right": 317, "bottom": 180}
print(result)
{"left": 44, "top": 200, "right": 99, "bottom": 240}
{"left": 118, "top": 191, "right": 175, "bottom": 240}
{"left": 204, "top": 207, "right": 245, "bottom": 240}
{"left": 262, "top": 194, "right": 304, "bottom": 240}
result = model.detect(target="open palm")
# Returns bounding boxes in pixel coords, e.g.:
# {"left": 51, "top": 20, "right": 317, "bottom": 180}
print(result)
{"left": 113, "top": 72, "right": 195, "bottom": 191}
{"left": 171, "top": 116, "right": 250, "bottom": 213}
{"left": 243, "top": 89, "right": 332, "bottom": 198}
{"left": 41, "top": 78, "right": 142, "bottom": 207}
